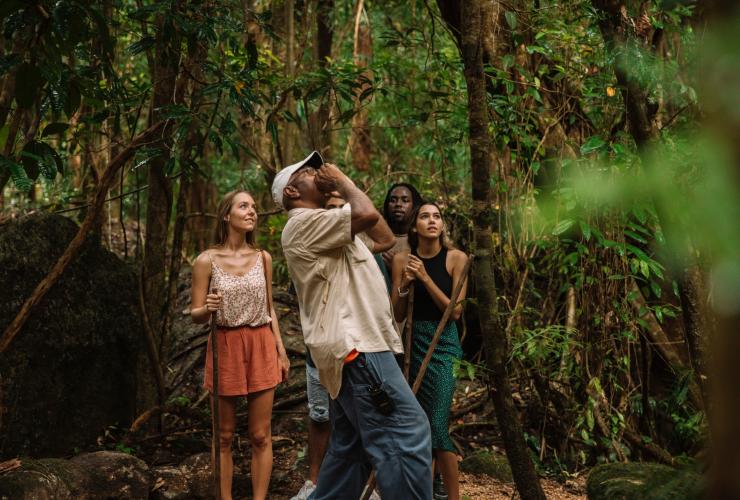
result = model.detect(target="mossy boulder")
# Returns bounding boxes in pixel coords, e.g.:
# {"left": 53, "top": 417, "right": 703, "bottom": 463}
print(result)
{"left": 0, "top": 458, "right": 86, "bottom": 499}
{"left": 587, "top": 462, "right": 703, "bottom": 500}
{"left": 460, "top": 451, "right": 513, "bottom": 483}
{"left": 0, "top": 452, "right": 151, "bottom": 499}
{"left": 0, "top": 214, "right": 143, "bottom": 457}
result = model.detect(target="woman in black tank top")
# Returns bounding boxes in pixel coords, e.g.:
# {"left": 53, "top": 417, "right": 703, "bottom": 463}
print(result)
{"left": 390, "top": 202, "right": 469, "bottom": 500}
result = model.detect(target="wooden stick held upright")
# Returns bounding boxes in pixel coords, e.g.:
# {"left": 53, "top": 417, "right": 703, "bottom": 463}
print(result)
{"left": 411, "top": 255, "right": 473, "bottom": 395}
{"left": 360, "top": 473, "right": 377, "bottom": 500}
{"left": 402, "top": 284, "right": 415, "bottom": 380}
{"left": 210, "top": 287, "right": 221, "bottom": 500}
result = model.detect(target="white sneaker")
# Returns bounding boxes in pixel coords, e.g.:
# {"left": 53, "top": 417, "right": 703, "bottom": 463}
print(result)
{"left": 291, "top": 480, "right": 316, "bottom": 500}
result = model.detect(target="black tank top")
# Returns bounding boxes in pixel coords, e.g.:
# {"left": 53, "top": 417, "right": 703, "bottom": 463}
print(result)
{"left": 412, "top": 247, "right": 452, "bottom": 322}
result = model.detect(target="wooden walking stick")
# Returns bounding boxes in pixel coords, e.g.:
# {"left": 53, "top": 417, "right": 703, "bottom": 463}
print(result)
{"left": 361, "top": 473, "right": 377, "bottom": 500}
{"left": 402, "top": 284, "right": 415, "bottom": 380}
{"left": 411, "top": 255, "right": 473, "bottom": 395}
{"left": 210, "top": 287, "right": 221, "bottom": 500}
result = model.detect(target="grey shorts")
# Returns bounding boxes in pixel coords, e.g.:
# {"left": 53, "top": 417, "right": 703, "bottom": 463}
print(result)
{"left": 306, "top": 363, "right": 330, "bottom": 423}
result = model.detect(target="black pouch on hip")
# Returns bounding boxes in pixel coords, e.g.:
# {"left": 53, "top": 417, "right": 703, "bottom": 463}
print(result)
{"left": 368, "top": 383, "right": 395, "bottom": 416}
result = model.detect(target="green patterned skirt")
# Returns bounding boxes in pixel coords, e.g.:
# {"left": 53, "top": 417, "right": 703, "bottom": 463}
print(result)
{"left": 408, "top": 320, "right": 463, "bottom": 453}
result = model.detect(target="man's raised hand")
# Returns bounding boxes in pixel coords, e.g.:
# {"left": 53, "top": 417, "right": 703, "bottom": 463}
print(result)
{"left": 315, "top": 163, "right": 355, "bottom": 193}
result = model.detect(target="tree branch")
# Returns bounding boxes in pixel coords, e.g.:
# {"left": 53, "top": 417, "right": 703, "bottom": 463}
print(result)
{"left": 0, "top": 121, "right": 166, "bottom": 353}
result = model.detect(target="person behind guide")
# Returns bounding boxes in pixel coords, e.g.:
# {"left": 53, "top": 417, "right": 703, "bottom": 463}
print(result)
{"left": 190, "top": 191, "right": 291, "bottom": 500}
{"left": 273, "top": 151, "right": 433, "bottom": 500}
{"left": 390, "top": 202, "right": 469, "bottom": 500}
{"left": 291, "top": 192, "right": 389, "bottom": 500}
{"left": 381, "top": 182, "right": 424, "bottom": 267}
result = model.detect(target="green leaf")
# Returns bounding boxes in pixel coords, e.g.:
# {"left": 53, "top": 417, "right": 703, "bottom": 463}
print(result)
{"left": 626, "top": 244, "right": 651, "bottom": 262}
{"left": 15, "top": 63, "right": 46, "bottom": 108}
{"left": 41, "top": 122, "right": 70, "bottom": 138}
{"left": 1, "top": 155, "right": 33, "bottom": 192}
{"left": 586, "top": 407, "right": 595, "bottom": 431}
{"left": 639, "top": 260, "right": 650, "bottom": 278}
{"left": 579, "top": 221, "right": 592, "bottom": 241}
{"left": 624, "top": 229, "right": 648, "bottom": 244}
{"left": 552, "top": 218, "right": 575, "bottom": 236}
{"left": 505, "top": 11, "right": 518, "bottom": 30}
{"left": 19, "top": 141, "right": 59, "bottom": 181}
{"left": 20, "top": 141, "right": 47, "bottom": 181}
{"left": 128, "top": 36, "right": 156, "bottom": 56}
{"left": 35, "top": 141, "right": 62, "bottom": 178}
{"left": 580, "top": 136, "right": 607, "bottom": 155}
{"left": 132, "top": 148, "right": 163, "bottom": 171}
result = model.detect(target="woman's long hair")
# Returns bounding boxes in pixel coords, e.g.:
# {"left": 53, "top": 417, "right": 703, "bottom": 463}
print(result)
{"left": 213, "top": 190, "right": 257, "bottom": 247}
{"left": 407, "top": 201, "right": 450, "bottom": 253}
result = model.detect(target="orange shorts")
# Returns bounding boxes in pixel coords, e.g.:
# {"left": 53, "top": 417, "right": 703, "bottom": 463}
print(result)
{"left": 203, "top": 323, "right": 281, "bottom": 396}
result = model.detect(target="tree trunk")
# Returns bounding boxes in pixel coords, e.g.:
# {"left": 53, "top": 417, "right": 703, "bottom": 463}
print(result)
{"left": 349, "top": 0, "right": 372, "bottom": 171}
{"left": 141, "top": 3, "right": 184, "bottom": 410}
{"left": 312, "top": 0, "right": 334, "bottom": 156}
{"left": 282, "top": 0, "right": 296, "bottom": 162}
{"left": 162, "top": 23, "right": 210, "bottom": 355}
{"left": 457, "top": 1, "right": 546, "bottom": 498}
{"left": 700, "top": 4, "right": 740, "bottom": 497}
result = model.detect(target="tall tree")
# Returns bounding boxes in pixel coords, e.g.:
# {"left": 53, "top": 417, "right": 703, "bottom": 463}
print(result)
{"left": 312, "top": 0, "right": 334, "bottom": 156}
{"left": 349, "top": 0, "right": 371, "bottom": 171}
{"left": 141, "top": 1, "right": 185, "bottom": 408}
{"left": 442, "top": 1, "right": 547, "bottom": 498}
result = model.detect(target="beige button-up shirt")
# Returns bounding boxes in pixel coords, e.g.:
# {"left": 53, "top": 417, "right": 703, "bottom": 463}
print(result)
{"left": 282, "top": 204, "right": 403, "bottom": 398}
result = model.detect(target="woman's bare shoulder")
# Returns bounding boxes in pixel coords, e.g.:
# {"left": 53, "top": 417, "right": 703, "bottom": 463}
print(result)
{"left": 447, "top": 248, "right": 468, "bottom": 268}
{"left": 193, "top": 251, "right": 213, "bottom": 271}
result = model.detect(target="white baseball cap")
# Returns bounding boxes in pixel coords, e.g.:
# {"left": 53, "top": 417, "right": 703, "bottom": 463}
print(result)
{"left": 271, "top": 150, "right": 325, "bottom": 209}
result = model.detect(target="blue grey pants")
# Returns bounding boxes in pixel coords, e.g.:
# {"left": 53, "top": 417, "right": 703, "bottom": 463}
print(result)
{"left": 309, "top": 351, "right": 433, "bottom": 500}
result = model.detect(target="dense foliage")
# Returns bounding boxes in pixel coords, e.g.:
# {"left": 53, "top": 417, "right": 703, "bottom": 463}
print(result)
{"left": 3, "top": 0, "right": 739, "bottom": 493}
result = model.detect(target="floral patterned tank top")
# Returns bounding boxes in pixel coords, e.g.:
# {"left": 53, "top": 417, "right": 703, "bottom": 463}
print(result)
{"left": 208, "top": 251, "right": 272, "bottom": 327}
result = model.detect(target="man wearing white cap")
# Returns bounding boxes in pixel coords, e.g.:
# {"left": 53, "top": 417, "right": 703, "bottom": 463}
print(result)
{"left": 273, "top": 152, "right": 432, "bottom": 500}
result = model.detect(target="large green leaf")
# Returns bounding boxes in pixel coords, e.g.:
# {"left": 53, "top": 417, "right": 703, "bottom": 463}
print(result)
{"left": 20, "top": 141, "right": 44, "bottom": 180}
{"left": 580, "top": 136, "right": 607, "bottom": 155}
{"left": 552, "top": 218, "right": 575, "bottom": 236}
{"left": 41, "top": 122, "right": 70, "bottom": 138}
{"left": 0, "top": 155, "right": 33, "bottom": 192}
{"left": 14, "top": 63, "right": 46, "bottom": 108}
{"left": 20, "top": 141, "right": 61, "bottom": 181}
